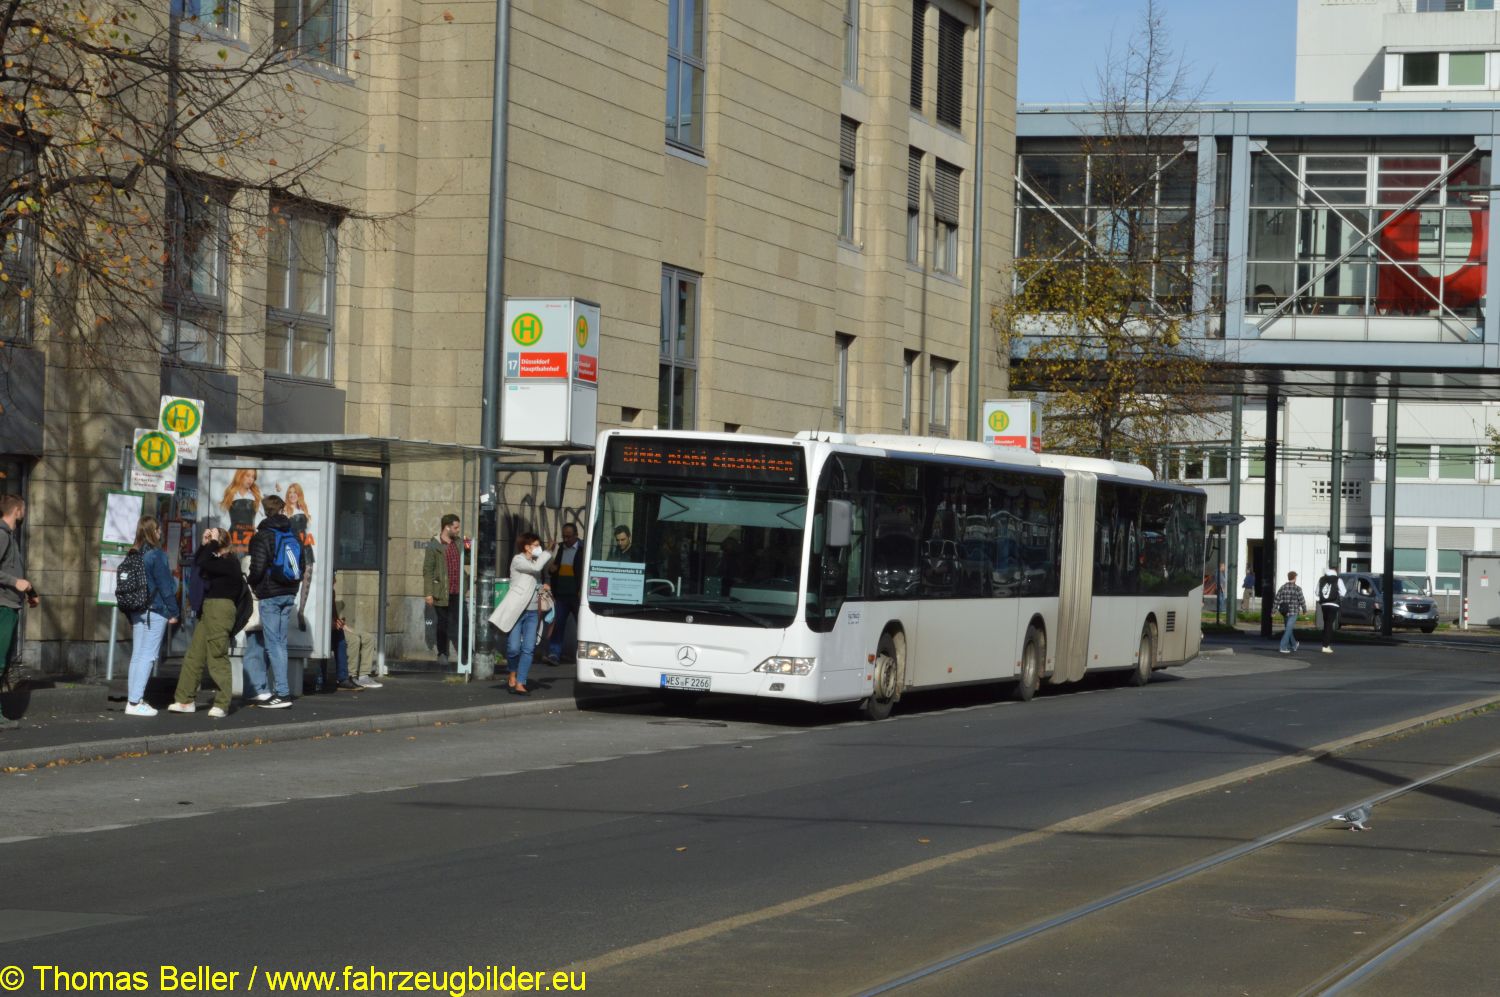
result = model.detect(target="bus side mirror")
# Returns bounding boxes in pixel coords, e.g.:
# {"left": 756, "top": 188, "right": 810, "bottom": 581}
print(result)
{"left": 826, "top": 499, "right": 853, "bottom": 549}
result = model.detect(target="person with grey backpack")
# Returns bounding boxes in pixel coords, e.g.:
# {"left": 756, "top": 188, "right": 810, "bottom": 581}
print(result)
{"left": 117, "top": 516, "right": 178, "bottom": 717}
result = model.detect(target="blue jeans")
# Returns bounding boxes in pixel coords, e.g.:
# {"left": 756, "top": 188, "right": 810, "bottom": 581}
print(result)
{"left": 505, "top": 609, "right": 540, "bottom": 686}
{"left": 127, "top": 610, "right": 170, "bottom": 703}
{"left": 1280, "top": 614, "right": 1298, "bottom": 652}
{"left": 244, "top": 594, "right": 295, "bottom": 697}
{"left": 546, "top": 596, "right": 576, "bottom": 660}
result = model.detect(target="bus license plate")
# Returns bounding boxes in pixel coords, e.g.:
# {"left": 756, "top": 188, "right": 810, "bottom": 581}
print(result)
{"left": 661, "top": 673, "right": 710, "bottom": 692}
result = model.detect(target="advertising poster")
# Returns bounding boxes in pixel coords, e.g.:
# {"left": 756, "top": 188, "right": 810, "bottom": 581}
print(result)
{"left": 203, "top": 461, "right": 335, "bottom": 659}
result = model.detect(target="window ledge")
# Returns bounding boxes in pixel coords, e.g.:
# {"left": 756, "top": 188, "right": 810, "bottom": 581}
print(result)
{"left": 280, "top": 52, "right": 355, "bottom": 85}
{"left": 838, "top": 238, "right": 863, "bottom": 253}
{"left": 179, "top": 23, "right": 248, "bottom": 51}
{"left": 666, "top": 143, "right": 708, "bottom": 166}
{"left": 930, "top": 270, "right": 964, "bottom": 287}
{"left": 265, "top": 370, "right": 334, "bottom": 387}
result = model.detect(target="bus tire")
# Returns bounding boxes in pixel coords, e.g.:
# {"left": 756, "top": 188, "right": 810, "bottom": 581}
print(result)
{"left": 1128, "top": 623, "right": 1156, "bottom": 687}
{"left": 860, "top": 631, "right": 904, "bottom": 721}
{"left": 1013, "top": 627, "right": 1042, "bottom": 702}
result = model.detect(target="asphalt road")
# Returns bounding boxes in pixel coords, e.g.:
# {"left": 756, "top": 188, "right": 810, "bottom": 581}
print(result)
{"left": 3, "top": 640, "right": 1498, "bottom": 995}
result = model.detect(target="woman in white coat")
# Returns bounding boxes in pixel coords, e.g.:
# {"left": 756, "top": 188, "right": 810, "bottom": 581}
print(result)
{"left": 488, "top": 532, "right": 552, "bottom": 695}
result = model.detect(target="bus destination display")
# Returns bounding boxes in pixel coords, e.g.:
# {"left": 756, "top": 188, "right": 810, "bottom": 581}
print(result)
{"left": 607, "top": 439, "right": 804, "bottom": 485}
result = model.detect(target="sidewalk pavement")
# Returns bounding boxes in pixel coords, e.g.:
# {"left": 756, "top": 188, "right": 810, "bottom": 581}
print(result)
{"left": 0, "top": 660, "right": 649, "bottom": 772}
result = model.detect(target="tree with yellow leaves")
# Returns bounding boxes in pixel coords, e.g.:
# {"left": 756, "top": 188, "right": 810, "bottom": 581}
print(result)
{"left": 997, "top": 0, "right": 1218, "bottom": 462}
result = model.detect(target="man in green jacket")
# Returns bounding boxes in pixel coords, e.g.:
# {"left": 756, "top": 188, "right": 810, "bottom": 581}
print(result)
{"left": 422, "top": 513, "right": 463, "bottom": 666}
{"left": 0, "top": 494, "right": 38, "bottom": 731}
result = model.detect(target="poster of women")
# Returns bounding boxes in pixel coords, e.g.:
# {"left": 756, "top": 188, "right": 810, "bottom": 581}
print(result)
{"left": 203, "top": 461, "right": 335, "bottom": 660}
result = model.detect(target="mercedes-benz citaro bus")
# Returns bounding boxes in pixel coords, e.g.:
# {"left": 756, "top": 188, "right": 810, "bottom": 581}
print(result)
{"left": 575, "top": 430, "right": 1207, "bottom": 719}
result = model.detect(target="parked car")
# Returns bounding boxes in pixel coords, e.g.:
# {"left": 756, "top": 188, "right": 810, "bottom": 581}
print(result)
{"left": 1337, "top": 572, "right": 1438, "bottom": 633}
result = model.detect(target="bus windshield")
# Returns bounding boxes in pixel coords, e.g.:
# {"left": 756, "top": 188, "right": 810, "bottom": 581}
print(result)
{"left": 587, "top": 446, "right": 809, "bottom": 627}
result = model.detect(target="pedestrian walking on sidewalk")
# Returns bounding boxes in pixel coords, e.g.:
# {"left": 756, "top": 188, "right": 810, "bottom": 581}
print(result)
{"left": 243, "top": 495, "right": 303, "bottom": 709}
{"left": 1275, "top": 571, "right": 1306, "bottom": 654}
{"left": 1317, "top": 568, "right": 1346, "bottom": 654}
{"left": 123, "top": 517, "right": 178, "bottom": 717}
{"left": 1240, "top": 568, "right": 1256, "bottom": 613}
{"left": 171, "top": 528, "right": 245, "bottom": 718}
{"left": 488, "top": 532, "right": 552, "bottom": 696}
{"left": 0, "top": 494, "right": 38, "bottom": 731}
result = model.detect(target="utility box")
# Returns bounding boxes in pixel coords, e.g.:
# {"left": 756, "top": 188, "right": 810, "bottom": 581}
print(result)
{"left": 1460, "top": 552, "right": 1500, "bottom": 629}
{"left": 501, "top": 298, "right": 600, "bottom": 447}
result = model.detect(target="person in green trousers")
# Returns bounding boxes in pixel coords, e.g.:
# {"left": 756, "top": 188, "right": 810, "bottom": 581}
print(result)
{"left": 171, "top": 527, "right": 244, "bottom": 718}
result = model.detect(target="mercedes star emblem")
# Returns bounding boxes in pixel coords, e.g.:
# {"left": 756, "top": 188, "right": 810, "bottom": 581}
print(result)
{"left": 676, "top": 646, "right": 698, "bottom": 667}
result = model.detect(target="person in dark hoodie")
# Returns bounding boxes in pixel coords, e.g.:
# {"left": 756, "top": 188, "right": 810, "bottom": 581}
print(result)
{"left": 243, "top": 494, "right": 304, "bottom": 709}
{"left": 169, "top": 527, "right": 243, "bottom": 717}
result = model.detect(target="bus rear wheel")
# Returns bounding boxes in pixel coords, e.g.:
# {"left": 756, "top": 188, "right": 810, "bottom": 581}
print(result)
{"left": 1012, "top": 627, "right": 1042, "bottom": 702}
{"left": 1128, "top": 624, "right": 1156, "bottom": 687}
{"left": 860, "top": 633, "right": 903, "bottom": 721}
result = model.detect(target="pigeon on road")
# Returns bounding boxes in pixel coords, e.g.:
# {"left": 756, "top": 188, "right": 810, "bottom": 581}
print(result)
{"left": 1332, "top": 805, "right": 1372, "bottom": 831}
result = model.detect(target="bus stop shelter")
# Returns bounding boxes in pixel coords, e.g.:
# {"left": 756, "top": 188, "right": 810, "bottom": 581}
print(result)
{"left": 198, "top": 434, "right": 529, "bottom": 682}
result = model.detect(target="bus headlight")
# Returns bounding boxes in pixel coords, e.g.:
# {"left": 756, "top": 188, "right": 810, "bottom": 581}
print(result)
{"left": 577, "top": 641, "right": 621, "bottom": 662}
{"left": 755, "top": 657, "right": 815, "bottom": 675}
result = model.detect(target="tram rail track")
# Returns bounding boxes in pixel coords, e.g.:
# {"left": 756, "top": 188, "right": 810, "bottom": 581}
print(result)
{"left": 857, "top": 742, "right": 1500, "bottom": 996}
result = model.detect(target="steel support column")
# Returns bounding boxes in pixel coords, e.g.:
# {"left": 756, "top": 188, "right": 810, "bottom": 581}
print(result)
{"left": 1329, "top": 391, "right": 1344, "bottom": 571}
{"left": 1260, "top": 387, "right": 1280, "bottom": 639}
{"left": 1228, "top": 394, "right": 1243, "bottom": 624}
{"left": 1382, "top": 391, "right": 1398, "bottom": 637}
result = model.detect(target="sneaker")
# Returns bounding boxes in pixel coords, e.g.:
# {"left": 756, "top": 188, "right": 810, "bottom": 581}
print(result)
{"left": 207, "top": 706, "right": 228, "bottom": 719}
{"left": 354, "top": 676, "right": 383, "bottom": 689}
{"left": 251, "top": 691, "right": 272, "bottom": 704}
{"left": 436, "top": 653, "right": 449, "bottom": 667}
{"left": 541, "top": 653, "right": 560, "bottom": 666}
{"left": 1278, "top": 648, "right": 1291, "bottom": 654}
{"left": 260, "top": 695, "right": 293, "bottom": 709}
{"left": 337, "top": 679, "right": 360, "bottom": 691}
{"left": 125, "top": 701, "right": 158, "bottom": 717}
{"left": 167, "top": 701, "right": 197, "bottom": 713}
{"left": 1321, "top": 647, "right": 1334, "bottom": 654}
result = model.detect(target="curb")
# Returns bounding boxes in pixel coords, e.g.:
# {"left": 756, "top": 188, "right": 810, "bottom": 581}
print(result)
{"left": 0, "top": 690, "right": 654, "bottom": 771}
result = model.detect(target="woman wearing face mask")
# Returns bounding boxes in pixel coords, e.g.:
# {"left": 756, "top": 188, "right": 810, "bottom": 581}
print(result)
{"left": 487, "top": 532, "right": 552, "bottom": 695}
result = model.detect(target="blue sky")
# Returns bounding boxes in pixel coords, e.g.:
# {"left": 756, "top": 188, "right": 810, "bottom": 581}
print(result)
{"left": 1019, "top": 0, "right": 1299, "bottom": 105}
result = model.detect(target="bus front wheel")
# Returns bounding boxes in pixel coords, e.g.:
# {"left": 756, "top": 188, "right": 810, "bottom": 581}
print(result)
{"left": 860, "top": 633, "right": 903, "bottom": 721}
{"left": 1013, "top": 627, "right": 1042, "bottom": 701}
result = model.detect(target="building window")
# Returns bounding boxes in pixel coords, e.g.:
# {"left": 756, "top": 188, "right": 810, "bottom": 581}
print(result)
{"left": 839, "top": 117, "right": 859, "bottom": 243}
{"left": 1393, "top": 547, "right": 1427, "bottom": 574}
{"left": 1245, "top": 149, "right": 1489, "bottom": 326}
{"left": 843, "top": 0, "right": 859, "bottom": 83}
{"left": 1417, "top": 1, "right": 1496, "bottom": 11}
{"left": 660, "top": 266, "right": 700, "bottom": 430}
{"left": 1396, "top": 444, "right": 1432, "bottom": 479}
{"left": 1400, "top": 51, "right": 1488, "bottom": 89}
{"left": 163, "top": 177, "right": 229, "bottom": 366}
{"left": 902, "top": 350, "right": 917, "bottom": 432}
{"left": 175, "top": 0, "right": 236, "bottom": 32}
{"left": 266, "top": 202, "right": 337, "bottom": 380}
{"left": 834, "top": 334, "right": 853, "bottom": 432}
{"left": 1313, "top": 479, "right": 1364, "bottom": 501}
{"left": 907, "top": 148, "right": 923, "bottom": 265}
{"left": 910, "top": 1, "right": 925, "bottom": 110}
{"left": 935, "top": 10, "right": 963, "bottom": 129}
{"left": 1439, "top": 444, "right": 1478, "bottom": 480}
{"left": 933, "top": 159, "right": 961, "bottom": 275}
{"left": 1247, "top": 448, "right": 1266, "bottom": 479}
{"left": 0, "top": 143, "right": 34, "bottom": 343}
{"left": 274, "top": 0, "right": 345, "bottom": 67}
{"left": 928, "top": 358, "right": 952, "bottom": 435}
{"left": 667, "top": 0, "right": 706, "bottom": 152}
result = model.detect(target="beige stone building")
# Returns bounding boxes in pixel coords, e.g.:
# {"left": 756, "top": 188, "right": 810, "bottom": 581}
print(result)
{"left": 0, "top": 0, "right": 1018, "bottom": 676}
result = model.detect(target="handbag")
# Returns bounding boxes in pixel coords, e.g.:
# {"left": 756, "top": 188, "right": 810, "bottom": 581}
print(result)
{"left": 538, "top": 588, "right": 555, "bottom": 614}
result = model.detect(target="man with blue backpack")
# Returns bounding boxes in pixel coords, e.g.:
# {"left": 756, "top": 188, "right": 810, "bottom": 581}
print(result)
{"left": 244, "top": 494, "right": 304, "bottom": 709}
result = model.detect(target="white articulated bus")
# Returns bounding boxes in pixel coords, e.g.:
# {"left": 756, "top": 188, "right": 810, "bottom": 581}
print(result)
{"left": 575, "top": 430, "right": 1207, "bottom": 719}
